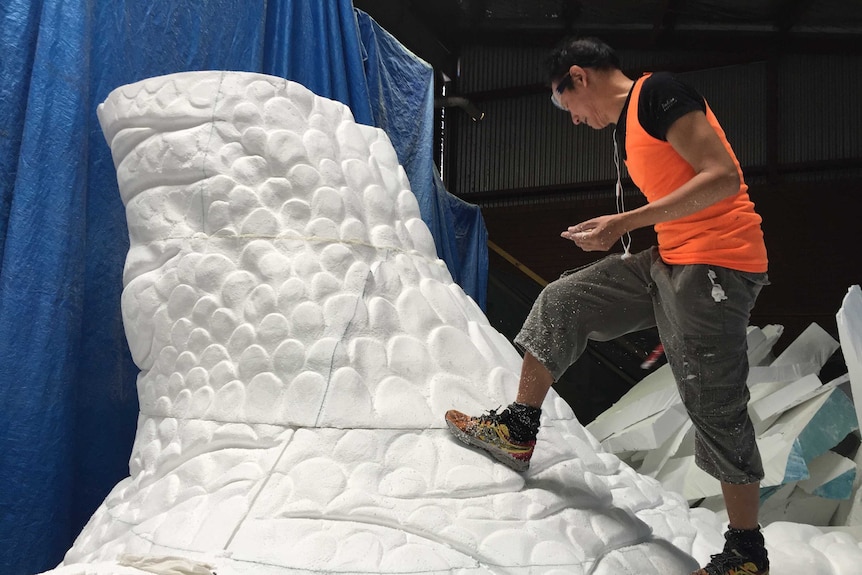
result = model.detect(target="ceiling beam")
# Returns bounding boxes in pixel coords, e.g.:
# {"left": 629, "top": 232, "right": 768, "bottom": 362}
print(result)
{"left": 775, "top": 0, "right": 815, "bottom": 33}
{"left": 461, "top": 0, "right": 487, "bottom": 31}
{"left": 561, "top": 1, "right": 583, "bottom": 35}
{"left": 650, "top": 0, "right": 680, "bottom": 46}
{"left": 454, "top": 25, "right": 862, "bottom": 55}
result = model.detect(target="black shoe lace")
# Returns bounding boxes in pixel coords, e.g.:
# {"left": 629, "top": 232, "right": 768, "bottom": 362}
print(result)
{"left": 477, "top": 407, "right": 504, "bottom": 424}
{"left": 704, "top": 549, "right": 750, "bottom": 575}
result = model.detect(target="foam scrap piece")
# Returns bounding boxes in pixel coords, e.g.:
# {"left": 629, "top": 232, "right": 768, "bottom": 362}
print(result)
{"left": 651, "top": 455, "right": 712, "bottom": 500}
{"left": 747, "top": 324, "right": 784, "bottom": 366}
{"left": 747, "top": 362, "right": 818, "bottom": 385}
{"left": 637, "top": 420, "right": 693, "bottom": 478}
{"left": 771, "top": 322, "right": 839, "bottom": 371}
{"left": 780, "top": 388, "right": 858, "bottom": 481}
{"left": 760, "top": 386, "right": 858, "bottom": 485}
{"left": 586, "top": 364, "right": 680, "bottom": 442}
{"left": 754, "top": 375, "right": 848, "bottom": 434}
{"left": 797, "top": 451, "right": 858, "bottom": 500}
{"left": 117, "top": 555, "right": 216, "bottom": 575}
{"left": 837, "top": 285, "right": 862, "bottom": 450}
{"left": 760, "top": 486, "right": 841, "bottom": 526}
{"left": 654, "top": 386, "right": 857, "bottom": 501}
{"left": 600, "top": 403, "right": 689, "bottom": 453}
{"left": 749, "top": 373, "right": 823, "bottom": 423}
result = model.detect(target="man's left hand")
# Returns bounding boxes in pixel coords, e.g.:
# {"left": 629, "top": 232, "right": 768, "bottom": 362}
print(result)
{"left": 561, "top": 215, "right": 625, "bottom": 252}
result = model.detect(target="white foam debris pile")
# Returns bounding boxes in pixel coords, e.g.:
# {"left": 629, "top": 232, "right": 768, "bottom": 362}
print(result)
{"left": 589, "top": 317, "right": 862, "bottom": 533}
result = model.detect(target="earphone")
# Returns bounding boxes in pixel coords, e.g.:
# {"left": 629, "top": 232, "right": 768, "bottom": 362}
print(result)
{"left": 613, "top": 128, "right": 633, "bottom": 259}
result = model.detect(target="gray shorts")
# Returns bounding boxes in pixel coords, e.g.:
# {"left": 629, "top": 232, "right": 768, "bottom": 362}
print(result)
{"left": 515, "top": 247, "right": 769, "bottom": 484}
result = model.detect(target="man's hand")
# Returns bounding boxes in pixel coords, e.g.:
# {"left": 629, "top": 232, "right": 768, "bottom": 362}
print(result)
{"left": 561, "top": 215, "right": 626, "bottom": 251}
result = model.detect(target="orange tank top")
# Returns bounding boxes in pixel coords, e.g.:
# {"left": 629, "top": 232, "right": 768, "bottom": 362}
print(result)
{"left": 624, "top": 74, "right": 768, "bottom": 273}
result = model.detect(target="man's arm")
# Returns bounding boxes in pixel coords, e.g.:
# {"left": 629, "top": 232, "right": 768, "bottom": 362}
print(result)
{"left": 562, "top": 110, "right": 740, "bottom": 251}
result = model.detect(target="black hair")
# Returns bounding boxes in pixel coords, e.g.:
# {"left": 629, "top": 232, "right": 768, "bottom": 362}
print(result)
{"left": 544, "top": 37, "right": 621, "bottom": 84}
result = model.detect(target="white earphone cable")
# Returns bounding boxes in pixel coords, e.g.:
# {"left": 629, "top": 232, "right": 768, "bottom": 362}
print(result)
{"left": 613, "top": 128, "right": 633, "bottom": 259}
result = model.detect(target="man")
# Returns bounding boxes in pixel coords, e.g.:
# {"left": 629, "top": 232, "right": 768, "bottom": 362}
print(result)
{"left": 445, "top": 37, "right": 770, "bottom": 575}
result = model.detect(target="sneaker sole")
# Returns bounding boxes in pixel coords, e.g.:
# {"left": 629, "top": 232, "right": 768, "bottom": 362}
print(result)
{"left": 445, "top": 418, "right": 530, "bottom": 472}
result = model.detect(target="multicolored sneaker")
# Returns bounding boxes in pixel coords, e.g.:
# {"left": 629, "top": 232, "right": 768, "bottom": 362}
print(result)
{"left": 445, "top": 408, "right": 536, "bottom": 472}
{"left": 693, "top": 548, "right": 769, "bottom": 575}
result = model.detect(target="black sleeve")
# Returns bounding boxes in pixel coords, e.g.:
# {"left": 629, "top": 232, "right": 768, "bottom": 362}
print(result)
{"left": 638, "top": 72, "right": 706, "bottom": 141}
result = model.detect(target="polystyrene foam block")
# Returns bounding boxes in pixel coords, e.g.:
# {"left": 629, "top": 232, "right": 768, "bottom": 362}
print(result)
{"left": 601, "top": 404, "right": 689, "bottom": 453}
{"left": 586, "top": 364, "right": 680, "bottom": 442}
{"left": 749, "top": 373, "right": 823, "bottom": 422}
{"left": 37, "top": 71, "right": 862, "bottom": 575}
{"left": 771, "top": 322, "right": 840, "bottom": 372}
{"left": 797, "top": 451, "right": 857, "bottom": 500}
{"left": 39, "top": 71, "right": 703, "bottom": 575}
{"left": 837, "top": 285, "right": 862, "bottom": 454}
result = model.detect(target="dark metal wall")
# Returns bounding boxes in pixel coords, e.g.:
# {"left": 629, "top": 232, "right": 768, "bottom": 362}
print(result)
{"left": 446, "top": 47, "right": 862, "bottom": 201}
{"left": 452, "top": 92, "right": 616, "bottom": 196}
{"left": 777, "top": 54, "right": 862, "bottom": 167}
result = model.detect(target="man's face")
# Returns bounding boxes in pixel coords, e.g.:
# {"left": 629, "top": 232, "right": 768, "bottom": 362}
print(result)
{"left": 551, "top": 69, "right": 604, "bottom": 130}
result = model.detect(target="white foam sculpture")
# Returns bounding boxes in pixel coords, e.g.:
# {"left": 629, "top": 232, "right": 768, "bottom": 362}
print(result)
{"left": 42, "top": 71, "right": 710, "bottom": 575}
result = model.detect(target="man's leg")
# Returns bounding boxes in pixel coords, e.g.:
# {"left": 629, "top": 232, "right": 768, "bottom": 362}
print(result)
{"left": 446, "top": 250, "right": 658, "bottom": 471}
{"left": 651, "top": 262, "right": 769, "bottom": 574}
{"left": 514, "top": 351, "right": 555, "bottom": 408}
{"left": 722, "top": 481, "right": 760, "bottom": 530}
{"left": 697, "top": 482, "right": 768, "bottom": 575}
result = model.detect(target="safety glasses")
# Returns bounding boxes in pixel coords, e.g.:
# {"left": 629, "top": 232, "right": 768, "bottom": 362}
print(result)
{"left": 550, "top": 73, "right": 574, "bottom": 110}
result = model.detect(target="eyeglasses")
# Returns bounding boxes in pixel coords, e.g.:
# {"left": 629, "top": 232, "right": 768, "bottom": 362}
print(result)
{"left": 550, "top": 73, "right": 574, "bottom": 110}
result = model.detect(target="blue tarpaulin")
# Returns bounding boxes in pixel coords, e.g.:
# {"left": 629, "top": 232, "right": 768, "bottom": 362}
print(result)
{"left": 354, "top": 11, "right": 488, "bottom": 306}
{"left": 0, "top": 2, "right": 487, "bottom": 573}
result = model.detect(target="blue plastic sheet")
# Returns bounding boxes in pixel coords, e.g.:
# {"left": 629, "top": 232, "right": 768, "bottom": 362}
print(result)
{"left": 781, "top": 388, "right": 859, "bottom": 485}
{"left": 264, "top": 1, "right": 374, "bottom": 126}
{"left": 355, "top": 11, "right": 488, "bottom": 307}
{"left": 0, "top": 2, "right": 487, "bottom": 572}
